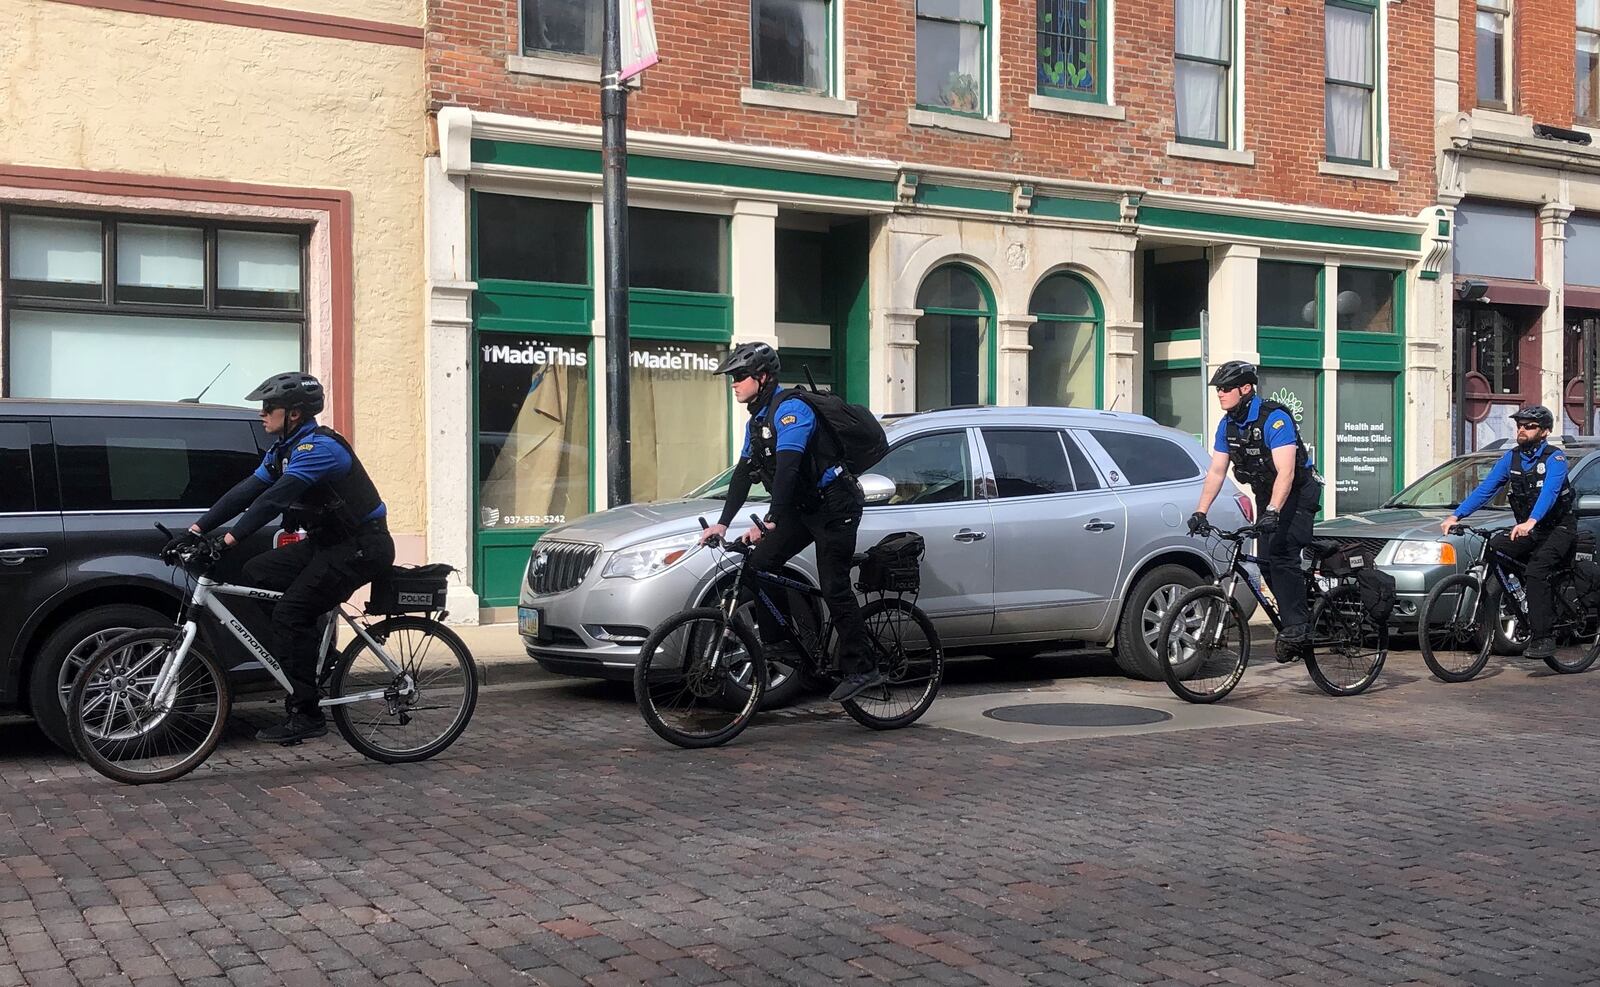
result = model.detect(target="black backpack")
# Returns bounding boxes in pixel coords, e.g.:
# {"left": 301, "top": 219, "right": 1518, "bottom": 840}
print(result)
{"left": 767, "top": 387, "right": 889, "bottom": 476}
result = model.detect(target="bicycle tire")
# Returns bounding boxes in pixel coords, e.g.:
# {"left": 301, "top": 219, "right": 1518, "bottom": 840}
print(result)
{"left": 1419, "top": 574, "right": 1495, "bottom": 683}
{"left": 329, "top": 616, "right": 479, "bottom": 764}
{"left": 1545, "top": 579, "right": 1600, "bottom": 674}
{"left": 842, "top": 598, "right": 945, "bottom": 730}
{"left": 1304, "top": 585, "right": 1387, "bottom": 697}
{"left": 1157, "top": 586, "right": 1250, "bottom": 704}
{"left": 68, "top": 627, "right": 230, "bottom": 785}
{"left": 634, "top": 608, "right": 766, "bottom": 749}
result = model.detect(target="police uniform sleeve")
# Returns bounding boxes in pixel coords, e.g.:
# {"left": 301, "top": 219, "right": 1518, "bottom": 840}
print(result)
{"left": 1213, "top": 418, "right": 1230, "bottom": 455}
{"left": 773, "top": 398, "right": 816, "bottom": 453}
{"left": 1262, "top": 410, "right": 1299, "bottom": 449}
{"left": 1454, "top": 451, "right": 1512, "bottom": 519}
{"left": 194, "top": 474, "right": 270, "bottom": 533}
{"left": 279, "top": 434, "right": 352, "bottom": 484}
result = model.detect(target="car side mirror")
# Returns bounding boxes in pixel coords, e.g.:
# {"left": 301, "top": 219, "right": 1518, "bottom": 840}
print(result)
{"left": 859, "top": 473, "right": 895, "bottom": 506}
{"left": 1577, "top": 494, "right": 1600, "bottom": 518}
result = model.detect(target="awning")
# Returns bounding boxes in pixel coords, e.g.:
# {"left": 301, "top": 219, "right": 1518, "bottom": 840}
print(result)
{"left": 1566, "top": 285, "right": 1600, "bottom": 310}
{"left": 1454, "top": 276, "right": 1549, "bottom": 308}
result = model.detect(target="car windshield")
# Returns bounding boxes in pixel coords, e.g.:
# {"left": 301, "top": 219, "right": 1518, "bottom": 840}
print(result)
{"left": 686, "top": 467, "right": 771, "bottom": 502}
{"left": 1385, "top": 455, "right": 1510, "bottom": 510}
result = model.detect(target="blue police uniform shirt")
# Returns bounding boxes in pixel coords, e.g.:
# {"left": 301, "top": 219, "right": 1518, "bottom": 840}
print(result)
{"left": 741, "top": 395, "right": 842, "bottom": 489}
{"left": 1213, "top": 395, "right": 1315, "bottom": 471}
{"left": 1454, "top": 440, "right": 1568, "bottom": 522}
{"left": 254, "top": 418, "right": 387, "bottom": 521}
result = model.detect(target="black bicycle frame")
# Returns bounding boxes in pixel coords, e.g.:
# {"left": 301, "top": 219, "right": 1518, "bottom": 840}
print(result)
{"left": 1216, "top": 537, "right": 1285, "bottom": 631}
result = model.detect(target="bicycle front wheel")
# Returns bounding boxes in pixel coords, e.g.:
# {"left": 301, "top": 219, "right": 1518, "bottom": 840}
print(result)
{"left": 1304, "top": 585, "right": 1387, "bottom": 697}
{"left": 1419, "top": 574, "right": 1494, "bottom": 683}
{"left": 329, "top": 616, "right": 479, "bottom": 764}
{"left": 843, "top": 598, "right": 945, "bottom": 730}
{"left": 634, "top": 608, "right": 766, "bottom": 749}
{"left": 1157, "top": 586, "right": 1249, "bottom": 704}
{"left": 68, "top": 628, "right": 230, "bottom": 785}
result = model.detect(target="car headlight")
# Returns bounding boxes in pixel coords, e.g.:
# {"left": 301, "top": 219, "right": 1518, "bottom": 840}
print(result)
{"left": 601, "top": 532, "right": 702, "bottom": 580}
{"left": 1391, "top": 540, "right": 1456, "bottom": 565}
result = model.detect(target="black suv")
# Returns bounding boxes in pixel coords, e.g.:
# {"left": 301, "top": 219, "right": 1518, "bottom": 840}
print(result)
{"left": 2, "top": 400, "right": 279, "bottom": 751}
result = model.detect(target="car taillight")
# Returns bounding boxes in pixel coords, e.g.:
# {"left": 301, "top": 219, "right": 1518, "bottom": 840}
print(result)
{"left": 273, "top": 528, "right": 306, "bottom": 549}
{"left": 1235, "top": 494, "right": 1254, "bottom": 522}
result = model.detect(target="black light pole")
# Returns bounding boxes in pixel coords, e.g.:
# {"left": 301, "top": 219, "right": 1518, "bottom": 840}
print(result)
{"left": 602, "top": 0, "right": 632, "bottom": 507}
{"left": 1454, "top": 314, "right": 1468, "bottom": 454}
{"left": 1584, "top": 319, "right": 1596, "bottom": 437}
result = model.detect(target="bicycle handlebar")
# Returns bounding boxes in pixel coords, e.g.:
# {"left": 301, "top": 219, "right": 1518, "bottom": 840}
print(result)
{"left": 1187, "top": 523, "right": 1265, "bottom": 541}
{"left": 1446, "top": 523, "right": 1508, "bottom": 538}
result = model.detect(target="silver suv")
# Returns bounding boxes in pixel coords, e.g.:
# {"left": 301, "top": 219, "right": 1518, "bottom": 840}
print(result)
{"left": 518, "top": 406, "right": 1254, "bottom": 702}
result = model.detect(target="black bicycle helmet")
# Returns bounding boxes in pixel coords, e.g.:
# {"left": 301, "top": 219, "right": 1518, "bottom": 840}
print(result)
{"left": 713, "top": 341, "right": 781, "bottom": 379}
{"left": 1208, "top": 360, "right": 1259, "bottom": 389}
{"left": 1510, "top": 404, "right": 1554, "bottom": 430}
{"left": 247, "top": 372, "right": 326, "bottom": 416}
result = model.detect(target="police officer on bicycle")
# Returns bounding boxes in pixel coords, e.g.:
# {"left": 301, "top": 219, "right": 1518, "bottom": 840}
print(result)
{"left": 698, "top": 342, "right": 881, "bottom": 702}
{"left": 1440, "top": 405, "right": 1574, "bottom": 661}
{"left": 1189, "top": 360, "right": 1323, "bottom": 661}
{"left": 165, "top": 372, "right": 394, "bottom": 743}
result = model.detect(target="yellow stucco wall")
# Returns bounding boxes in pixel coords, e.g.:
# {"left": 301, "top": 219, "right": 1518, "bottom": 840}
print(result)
{"left": 0, "top": 0, "right": 427, "bottom": 543}
{"left": 261, "top": 0, "right": 422, "bottom": 26}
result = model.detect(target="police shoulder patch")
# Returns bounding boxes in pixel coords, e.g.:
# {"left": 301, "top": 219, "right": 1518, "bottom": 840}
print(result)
{"left": 779, "top": 414, "right": 798, "bottom": 426}
{"left": 296, "top": 443, "right": 316, "bottom": 452}
{"left": 1271, "top": 419, "right": 1285, "bottom": 430}
{"left": 1554, "top": 453, "right": 1567, "bottom": 462}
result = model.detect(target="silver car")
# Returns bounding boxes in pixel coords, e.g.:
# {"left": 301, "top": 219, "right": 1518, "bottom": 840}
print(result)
{"left": 1315, "top": 437, "right": 1600, "bottom": 648}
{"left": 518, "top": 406, "right": 1255, "bottom": 701}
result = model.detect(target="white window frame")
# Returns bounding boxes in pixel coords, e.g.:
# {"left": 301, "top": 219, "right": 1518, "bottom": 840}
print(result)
{"left": 1172, "top": 0, "right": 1244, "bottom": 150}
{"left": 1475, "top": 0, "right": 1513, "bottom": 110}
{"left": 1323, "top": 0, "right": 1386, "bottom": 170}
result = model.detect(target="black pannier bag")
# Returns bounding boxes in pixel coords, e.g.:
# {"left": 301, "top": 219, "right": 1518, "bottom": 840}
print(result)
{"left": 366, "top": 563, "right": 454, "bottom": 615}
{"left": 1355, "top": 567, "right": 1398, "bottom": 625}
{"left": 857, "top": 532, "right": 924, "bottom": 595}
{"left": 1312, "top": 541, "right": 1396, "bottom": 624}
{"left": 1574, "top": 530, "right": 1600, "bottom": 590}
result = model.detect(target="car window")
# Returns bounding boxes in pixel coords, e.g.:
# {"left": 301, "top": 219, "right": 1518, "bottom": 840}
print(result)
{"left": 981, "top": 428, "right": 1075, "bottom": 498}
{"left": 1388, "top": 455, "right": 1509, "bottom": 510}
{"left": 873, "top": 431, "right": 974, "bottom": 505}
{"left": 1573, "top": 462, "right": 1600, "bottom": 496}
{"left": 0, "top": 422, "right": 35, "bottom": 513}
{"left": 1089, "top": 429, "right": 1201, "bottom": 485}
{"left": 53, "top": 417, "right": 264, "bottom": 512}
{"left": 1062, "top": 432, "right": 1101, "bottom": 490}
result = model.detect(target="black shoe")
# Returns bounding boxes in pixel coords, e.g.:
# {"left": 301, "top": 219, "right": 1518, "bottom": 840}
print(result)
{"left": 1274, "top": 633, "right": 1308, "bottom": 664}
{"left": 829, "top": 670, "right": 886, "bottom": 702}
{"left": 256, "top": 711, "right": 328, "bottom": 744}
{"left": 1524, "top": 636, "right": 1557, "bottom": 660}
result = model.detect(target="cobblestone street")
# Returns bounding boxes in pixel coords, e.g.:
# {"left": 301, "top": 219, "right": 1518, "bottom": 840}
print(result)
{"left": 3, "top": 645, "right": 1598, "bottom": 987}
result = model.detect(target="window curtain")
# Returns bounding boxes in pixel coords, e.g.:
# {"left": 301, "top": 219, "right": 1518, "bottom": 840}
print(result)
{"left": 1175, "top": 0, "right": 1227, "bottom": 143}
{"left": 1325, "top": 4, "right": 1374, "bottom": 162}
{"left": 479, "top": 362, "right": 590, "bottom": 523}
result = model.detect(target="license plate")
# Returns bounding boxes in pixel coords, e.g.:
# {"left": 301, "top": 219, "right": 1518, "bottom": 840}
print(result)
{"left": 518, "top": 606, "right": 541, "bottom": 639}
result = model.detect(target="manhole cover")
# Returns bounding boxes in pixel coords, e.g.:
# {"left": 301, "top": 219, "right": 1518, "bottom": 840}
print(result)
{"left": 981, "top": 703, "right": 1172, "bottom": 727}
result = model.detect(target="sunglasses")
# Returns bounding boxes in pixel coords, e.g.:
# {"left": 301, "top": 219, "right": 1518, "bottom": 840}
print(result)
{"left": 729, "top": 371, "right": 753, "bottom": 384}
{"left": 1214, "top": 385, "right": 1239, "bottom": 394}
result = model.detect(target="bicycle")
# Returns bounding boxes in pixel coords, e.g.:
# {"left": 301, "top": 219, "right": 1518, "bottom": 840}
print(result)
{"left": 1156, "top": 523, "right": 1390, "bottom": 703}
{"left": 1419, "top": 523, "right": 1600, "bottom": 681}
{"left": 66, "top": 525, "right": 479, "bottom": 785}
{"left": 633, "top": 517, "right": 944, "bottom": 748}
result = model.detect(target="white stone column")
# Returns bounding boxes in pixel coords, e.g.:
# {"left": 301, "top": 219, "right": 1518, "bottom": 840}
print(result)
{"left": 1204, "top": 244, "right": 1262, "bottom": 445}
{"left": 996, "top": 314, "right": 1035, "bottom": 406}
{"left": 883, "top": 309, "right": 921, "bottom": 414}
{"left": 1320, "top": 260, "right": 1342, "bottom": 516}
{"left": 1105, "top": 321, "right": 1140, "bottom": 412}
{"left": 423, "top": 150, "right": 480, "bottom": 621}
{"left": 729, "top": 200, "right": 778, "bottom": 452}
{"left": 1539, "top": 203, "right": 1573, "bottom": 416}
{"left": 588, "top": 193, "right": 609, "bottom": 509}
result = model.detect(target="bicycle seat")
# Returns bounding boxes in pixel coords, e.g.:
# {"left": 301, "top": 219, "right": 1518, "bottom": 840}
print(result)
{"left": 1305, "top": 539, "right": 1344, "bottom": 561}
{"left": 851, "top": 552, "right": 870, "bottom": 567}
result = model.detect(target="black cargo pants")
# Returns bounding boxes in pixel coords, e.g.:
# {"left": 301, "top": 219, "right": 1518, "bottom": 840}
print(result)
{"left": 1255, "top": 479, "right": 1321, "bottom": 640}
{"left": 1489, "top": 513, "right": 1576, "bottom": 639}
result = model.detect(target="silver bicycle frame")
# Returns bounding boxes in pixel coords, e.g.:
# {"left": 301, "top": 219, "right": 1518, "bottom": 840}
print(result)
{"left": 148, "top": 575, "right": 412, "bottom": 709}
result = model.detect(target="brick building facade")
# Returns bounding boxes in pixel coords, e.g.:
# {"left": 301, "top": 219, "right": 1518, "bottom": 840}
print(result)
{"left": 424, "top": 0, "right": 1448, "bottom": 609}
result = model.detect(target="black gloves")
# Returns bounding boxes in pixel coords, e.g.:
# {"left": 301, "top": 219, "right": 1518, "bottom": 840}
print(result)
{"left": 162, "top": 529, "right": 202, "bottom": 556}
{"left": 1186, "top": 512, "right": 1210, "bottom": 535}
{"left": 1257, "top": 507, "right": 1281, "bottom": 536}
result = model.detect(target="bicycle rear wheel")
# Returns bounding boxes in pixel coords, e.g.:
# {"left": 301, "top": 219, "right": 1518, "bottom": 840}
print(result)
{"left": 1419, "top": 574, "right": 1494, "bottom": 683}
{"left": 329, "top": 616, "right": 479, "bottom": 763}
{"left": 68, "top": 628, "right": 230, "bottom": 785}
{"left": 1157, "top": 586, "right": 1250, "bottom": 704}
{"left": 634, "top": 608, "right": 766, "bottom": 748}
{"left": 843, "top": 598, "right": 944, "bottom": 730}
{"left": 1546, "top": 583, "right": 1600, "bottom": 674}
{"left": 1304, "top": 585, "right": 1387, "bottom": 696}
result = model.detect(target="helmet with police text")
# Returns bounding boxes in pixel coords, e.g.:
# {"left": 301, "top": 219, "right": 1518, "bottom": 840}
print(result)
{"left": 247, "top": 372, "right": 326, "bottom": 417}
{"left": 1509, "top": 405, "right": 1554, "bottom": 430}
{"left": 1207, "top": 360, "right": 1259, "bottom": 390}
{"left": 713, "top": 341, "right": 781, "bottom": 379}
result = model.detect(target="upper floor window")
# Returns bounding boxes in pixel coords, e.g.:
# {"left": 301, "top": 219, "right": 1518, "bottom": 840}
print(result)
{"left": 1037, "top": 0, "right": 1105, "bottom": 102}
{"left": 523, "top": 0, "right": 601, "bottom": 58}
{"left": 1580, "top": 0, "right": 1599, "bottom": 122}
{"left": 1174, "top": 0, "right": 1233, "bottom": 146}
{"left": 753, "top": 0, "right": 832, "bottom": 93}
{"left": 916, "top": 0, "right": 989, "bottom": 115}
{"left": 1325, "top": 0, "right": 1378, "bottom": 166}
{"left": 1476, "top": 0, "right": 1510, "bottom": 108}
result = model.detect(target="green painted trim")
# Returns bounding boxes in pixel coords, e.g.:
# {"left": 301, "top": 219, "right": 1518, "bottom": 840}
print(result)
{"left": 1257, "top": 327, "right": 1323, "bottom": 368}
{"left": 629, "top": 288, "right": 734, "bottom": 341}
{"left": 916, "top": 182, "right": 1013, "bottom": 212}
{"left": 834, "top": 222, "right": 872, "bottom": 405}
{"left": 1140, "top": 205, "right": 1421, "bottom": 252}
{"left": 1032, "top": 195, "right": 1122, "bottom": 222}
{"left": 473, "top": 138, "right": 897, "bottom": 202}
{"left": 1419, "top": 270, "right": 1439, "bottom": 281}
{"left": 476, "top": 280, "right": 595, "bottom": 335}
{"left": 1150, "top": 327, "right": 1202, "bottom": 343}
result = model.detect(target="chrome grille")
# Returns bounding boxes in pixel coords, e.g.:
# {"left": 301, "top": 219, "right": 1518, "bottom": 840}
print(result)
{"left": 527, "top": 541, "right": 601, "bottom": 595}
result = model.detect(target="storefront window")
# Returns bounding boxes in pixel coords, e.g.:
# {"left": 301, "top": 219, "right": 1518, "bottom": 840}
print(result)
{"left": 476, "top": 334, "right": 592, "bottom": 530}
{"left": 629, "top": 340, "right": 730, "bottom": 502}
{"left": 916, "top": 264, "right": 992, "bottom": 409}
{"left": 1028, "top": 272, "right": 1100, "bottom": 407}
{"left": 1464, "top": 307, "right": 1521, "bottom": 395}
{"left": 1148, "top": 258, "right": 1209, "bottom": 332}
{"left": 1147, "top": 367, "right": 1204, "bottom": 440}
{"left": 1258, "top": 261, "right": 1320, "bottom": 328}
{"left": 629, "top": 208, "right": 727, "bottom": 294}
{"left": 1564, "top": 311, "right": 1600, "bottom": 433}
{"left": 1334, "top": 372, "right": 1398, "bottom": 513}
{"left": 1336, "top": 268, "right": 1397, "bottom": 333}
{"left": 476, "top": 195, "right": 589, "bottom": 285}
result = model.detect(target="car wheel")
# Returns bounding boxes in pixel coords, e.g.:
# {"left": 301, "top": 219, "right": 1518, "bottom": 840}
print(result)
{"left": 27, "top": 604, "right": 169, "bottom": 753}
{"left": 727, "top": 599, "right": 811, "bottom": 709}
{"left": 1491, "top": 597, "right": 1530, "bottom": 655}
{"left": 1113, "top": 565, "right": 1206, "bottom": 680}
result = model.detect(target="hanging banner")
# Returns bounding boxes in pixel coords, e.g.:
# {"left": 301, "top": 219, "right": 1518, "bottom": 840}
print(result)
{"left": 618, "top": 0, "right": 659, "bottom": 82}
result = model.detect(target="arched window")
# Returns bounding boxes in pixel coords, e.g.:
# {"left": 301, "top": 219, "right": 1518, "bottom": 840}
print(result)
{"left": 915, "top": 265, "right": 993, "bottom": 409}
{"left": 1028, "top": 271, "right": 1102, "bottom": 407}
